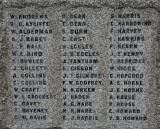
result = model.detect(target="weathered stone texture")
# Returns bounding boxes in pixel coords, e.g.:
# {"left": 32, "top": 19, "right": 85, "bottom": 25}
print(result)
{"left": 0, "top": 0, "right": 159, "bottom": 129}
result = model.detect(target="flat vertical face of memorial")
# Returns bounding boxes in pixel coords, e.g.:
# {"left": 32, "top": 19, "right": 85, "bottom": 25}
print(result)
{"left": 4, "top": 7, "right": 61, "bottom": 129}
{"left": 0, "top": 0, "right": 159, "bottom": 129}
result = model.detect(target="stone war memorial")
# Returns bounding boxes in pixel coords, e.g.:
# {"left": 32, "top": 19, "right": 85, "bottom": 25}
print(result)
{"left": 0, "top": 0, "right": 159, "bottom": 129}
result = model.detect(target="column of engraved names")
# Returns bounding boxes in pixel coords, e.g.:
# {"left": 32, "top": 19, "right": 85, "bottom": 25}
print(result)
{"left": 9, "top": 14, "right": 53, "bottom": 121}
{"left": 108, "top": 13, "right": 151, "bottom": 122}
{"left": 61, "top": 13, "right": 102, "bottom": 124}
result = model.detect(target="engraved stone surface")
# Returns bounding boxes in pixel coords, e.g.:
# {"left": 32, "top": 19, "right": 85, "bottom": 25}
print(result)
{"left": 0, "top": 0, "right": 159, "bottom": 129}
